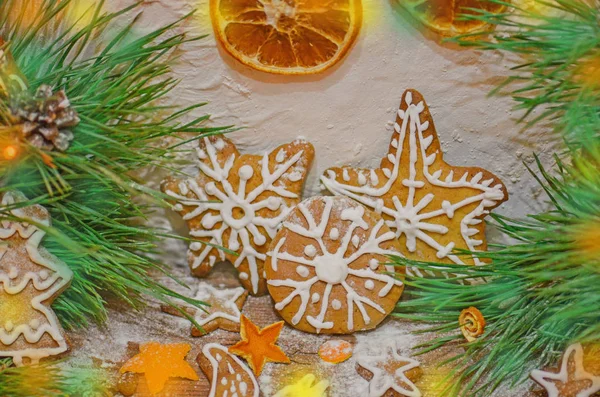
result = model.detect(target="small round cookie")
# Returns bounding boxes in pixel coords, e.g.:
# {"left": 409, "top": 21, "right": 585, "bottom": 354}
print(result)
{"left": 266, "top": 196, "right": 404, "bottom": 334}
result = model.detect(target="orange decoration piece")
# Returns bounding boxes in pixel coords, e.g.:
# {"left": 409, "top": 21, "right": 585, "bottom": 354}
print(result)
{"left": 573, "top": 221, "right": 600, "bottom": 261}
{"left": 3, "top": 145, "right": 18, "bottom": 161}
{"left": 459, "top": 306, "right": 486, "bottom": 342}
{"left": 210, "top": 0, "right": 362, "bottom": 75}
{"left": 120, "top": 342, "right": 199, "bottom": 395}
{"left": 229, "top": 315, "right": 290, "bottom": 375}
{"left": 318, "top": 340, "right": 353, "bottom": 364}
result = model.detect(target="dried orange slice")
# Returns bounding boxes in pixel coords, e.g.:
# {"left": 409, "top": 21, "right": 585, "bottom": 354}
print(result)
{"left": 210, "top": 0, "right": 362, "bottom": 75}
{"left": 400, "top": 0, "right": 507, "bottom": 37}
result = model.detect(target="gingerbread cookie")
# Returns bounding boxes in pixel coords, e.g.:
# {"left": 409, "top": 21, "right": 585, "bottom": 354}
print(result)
{"left": 163, "top": 136, "right": 314, "bottom": 295}
{"left": 198, "top": 343, "right": 259, "bottom": 397}
{"left": 0, "top": 191, "right": 73, "bottom": 366}
{"left": 321, "top": 89, "right": 508, "bottom": 275}
{"left": 266, "top": 196, "right": 404, "bottom": 334}
{"left": 120, "top": 341, "right": 199, "bottom": 395}
{"left": 356, "top": 344, "right": 422, "bottom": 397}
{"left": 531, "top": 343, "right": 600, "bottom": 397}
{"left": 161, "top": 282, "right": 248, "bottom": 336}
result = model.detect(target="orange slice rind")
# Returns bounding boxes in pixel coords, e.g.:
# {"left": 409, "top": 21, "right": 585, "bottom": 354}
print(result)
{"left": 210, "top": 0, "right": 362, "bottom": 75}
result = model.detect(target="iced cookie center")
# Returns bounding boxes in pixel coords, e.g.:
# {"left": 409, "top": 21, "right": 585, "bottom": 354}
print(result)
{"left": 314, "top": 252, "right": 348, "bottom": 284}
{"left": 221, "top": 201, "right": 255, "bottom": 229}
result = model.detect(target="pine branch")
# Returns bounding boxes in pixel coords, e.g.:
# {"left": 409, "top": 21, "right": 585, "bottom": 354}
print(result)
{"left": 0, "top": 358, "right": 109, "bottom": 397}
{"left": 0, "top": 0, "right": 223, "bottom": 326}
{"left": 449, "top": 0, "right": 600, "bottom": 146}
{"left": 392, "top": 141, "right": 600, "bottom": 396}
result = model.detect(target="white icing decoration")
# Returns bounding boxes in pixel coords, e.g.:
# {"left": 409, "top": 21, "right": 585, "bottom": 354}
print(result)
{"left": 202, "top": 343, "right": 259, "bottom": 397}
{"left": 267, "top": 197, "right": 403, "bottom": 333}
{"left": 276, "top": 149, "right": 286, "bottom": 163}
{"left": 358, "top": 172, "right": 367, "bottom": 186}
{"left": 331, "top": 299, "right": 342, "bottom": 310}
{"left": 0, "top": 191, "right": 73, "bottom": 366}
{"left": 369, "top": 259, "right": 379, "bottom": 270}
{"left": 296, "top": 265, "right": 310, "bottom": 278}
{"left": 530, "top": 343, "right": 600, "bottom": 397}
{"left": 343, "top": 169, "right": 350, "bottom": 181}
{"left": 357, "top": 344, "right": 422, "bottom": 397}
{"left": 320, "top": 92, "right": 506, "bottom": 268}
{"left": 365, "top": 280, "right": 375, "bottom": 290}
{"left": 329, "top": 228, "right": 339, "bottom": 240}
{"left": 304, "top": 244, "right": 317, "bottom": 258}
{"left": 311, "top": 292, "right": 320, "bottom": 303}
{"left": 194, "top": 283, "right": 246, "bottom": 326}
{"left": 238, "top": 165, "right": 254, "bottom": 180}
{"left": 165, "top": 138, "right": 309, "bottom": 294}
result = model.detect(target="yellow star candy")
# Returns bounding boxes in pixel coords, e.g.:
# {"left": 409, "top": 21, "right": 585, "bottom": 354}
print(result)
{"left": 273, "top": 374, "right": 330, "bottom": 397}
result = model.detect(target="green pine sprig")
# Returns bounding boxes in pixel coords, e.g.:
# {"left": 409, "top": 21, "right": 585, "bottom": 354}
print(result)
{"left": 392, "top": 137, "right": 600, "bottom": 396}
{"left": 450, "top": 0, "right": 600, "bottom": 145}
{"left": 0, "top": 0, "right": 225, "bottom": 326}
{"left": 0, "top": 358, "right": 110, "bottom": 397}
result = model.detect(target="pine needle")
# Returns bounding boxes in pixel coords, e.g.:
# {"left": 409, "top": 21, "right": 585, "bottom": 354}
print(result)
{"left": 392, "top": 138, "right": 600, "bottom": 396}
{"left": 0, "top": 0, "right": 223, "bottom": 327}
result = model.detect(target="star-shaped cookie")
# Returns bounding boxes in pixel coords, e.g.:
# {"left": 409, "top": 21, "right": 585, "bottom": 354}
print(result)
{"left": 120, "top": 342, "right": 198, "bottom": 395}
{"left": 356, "top": 344, "right": 422, "bottom": 397}
{"left": 229, "top": 315, "right": 290, "bottom": 376}
{"left": 321, "top": 89, "right": 508, "bottom": 271}
{"left": 163, "top": 136, "right": 314, "bottom": 295}
{"left": 161, "top": 282, "right": 248, "bottom": 336}
{"left": 531, "top": 343, "right": 600, "bottom": 397}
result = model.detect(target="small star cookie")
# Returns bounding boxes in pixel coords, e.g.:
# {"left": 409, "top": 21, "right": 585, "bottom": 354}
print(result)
{"left": 321, "top": 89, "right": 508, "bottom": 273}
{"left": 197, "top": 343, "right": 259, "bottom": 397}
{"left": 356, "top": 344, "right": 423, "bottom": 397}
{"left": 531, "top": 343, "right": 600, "bottom": 397}
{"left": 120, "top": 342, "right": 199, "bottom": 395}
{"left": 163, "top": 136, "right": 314, "bottom": 295}
{"left": 228, "top": 315, "right": 290, "bottom": 376}
{"left": 161, "top": 282, "right": 248, "bottom": 336}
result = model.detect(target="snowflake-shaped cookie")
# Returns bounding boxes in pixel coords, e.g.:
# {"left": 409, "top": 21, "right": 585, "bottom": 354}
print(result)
{"left": 163, "top": 136, "right": 314, "bottom": 295}
{"left": 356, "top": 344, "right": 422, "bottom": 397}
{"left": 321, "top": 89, "right": 508, "bottom": 273}
{"left": 265, "top": 196, "right": 404, "bottom": 334}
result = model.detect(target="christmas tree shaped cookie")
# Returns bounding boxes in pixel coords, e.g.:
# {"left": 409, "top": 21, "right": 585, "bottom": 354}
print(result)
{"left": 0, "top": 191, "right": 73, "bottom": 365}
{"left": 163, "top": 136, "right": 314, "bottom": 295}
{"left": 321, "top": 89, "right": 508, "bottom": 272}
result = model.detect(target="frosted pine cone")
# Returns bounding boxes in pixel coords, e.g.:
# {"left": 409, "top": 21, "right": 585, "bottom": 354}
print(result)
{"left": 10, "top": 85, "right": 79, "bottom": 152}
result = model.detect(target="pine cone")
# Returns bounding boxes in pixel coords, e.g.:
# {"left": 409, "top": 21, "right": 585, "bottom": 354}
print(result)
{"left": 10, "top": 85, "right": 79, "bottom": 152}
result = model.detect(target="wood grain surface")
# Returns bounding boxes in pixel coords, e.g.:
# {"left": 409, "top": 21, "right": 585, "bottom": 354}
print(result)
{"left": 68, "top": 263, "right": 539, "bottom": 397}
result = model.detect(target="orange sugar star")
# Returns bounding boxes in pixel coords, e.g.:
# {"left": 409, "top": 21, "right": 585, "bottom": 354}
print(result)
{"left": 119, "top": 342, "right": 199, "bottom": 395}
{"left": 229, "top": 315, "right": 290, "bottom": 375}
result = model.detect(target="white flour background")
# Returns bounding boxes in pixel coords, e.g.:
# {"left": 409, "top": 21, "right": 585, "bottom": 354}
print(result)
{"left": 71, "top": 1, "right": 555, "bottom": 396}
